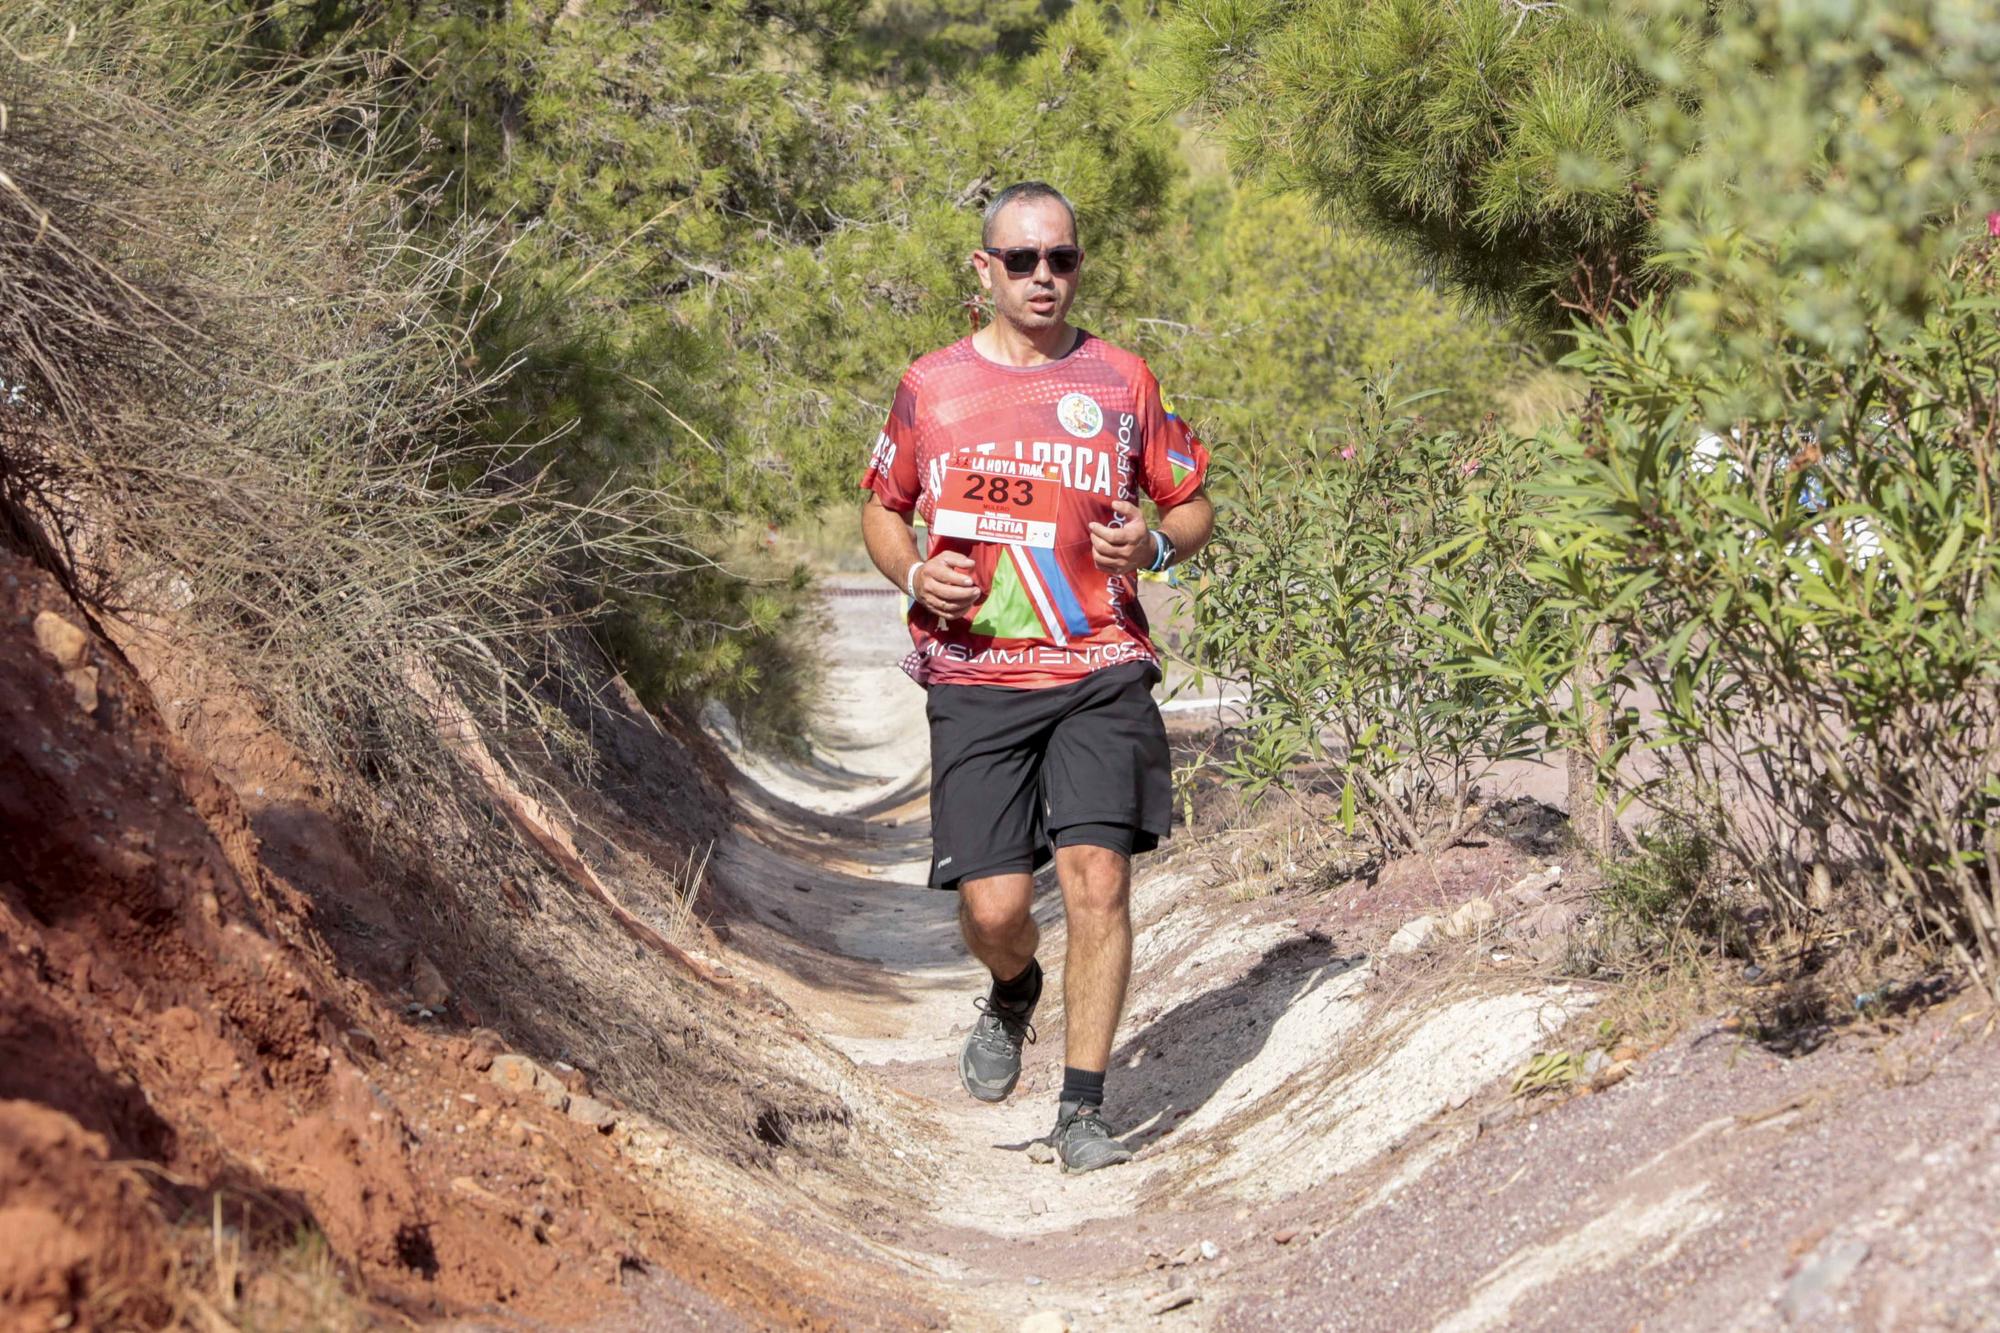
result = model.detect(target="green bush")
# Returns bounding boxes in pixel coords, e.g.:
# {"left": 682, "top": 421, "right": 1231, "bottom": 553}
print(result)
{"left": 1122, "top": 181, "right": 1523, "bottom": 439}
{"left": 1184, "top": 385, "right": 1554, "bottom": 852}
{"left": 1596, "top": 811, "right": 1728, "bottom": 945}
{"left": 1533, "top": 271, "right": 2000, "bottom": 996}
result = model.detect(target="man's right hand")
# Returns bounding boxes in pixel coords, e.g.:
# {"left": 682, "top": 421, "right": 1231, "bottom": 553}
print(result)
{"left": 916, "top": 551, "right": 980, "bottom": 619}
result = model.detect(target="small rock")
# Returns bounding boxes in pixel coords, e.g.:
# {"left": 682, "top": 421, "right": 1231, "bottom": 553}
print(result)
{"left": 1145, "top": 1289, "right": 1198, "bottom": 1315}
{"left": 565, "top": 1094, "right": 618, "bottom": 1132}
{"left": 1610, "top": 1044, "right": 1640, "bottom": 1063}
{"left": 1780, "top": 1238, "right": 1871, "bottom": 1321}
{"left": 448, "top": 1175, "right": 512, "bottom": 1212}
{"left": 408, "top": 951, "right": 450, "bottom": 1010}
{"left": 505, "top": 1120, "right": 531, "bottom": 1148}
{"left": 1442, "top": 897, "right": 1497, "bottom": 939}
{"left": 1198, "top": 1239, "right": 1220, "bottom": 1262}
{"left": 1024, "top": 1276, "right": 1043, "bottom": 1287}
{"left": 66, "top": 666, "right": 99, "bottom": 714}
{"left": 1591, "top": 1060, "right": 1633, "bottom": 1090}
{"left": 1026, "top": 1140, "right": 1056, "bottom": 1165}
{"left": 1388, "top": 915, "right": 1439, "bottom": 954}
{"left": 1272, "top": 1228, "right": 1299, "bottom": 1245}
{"left": 32, "top": 611, "right": 89, "bottom": 669}
{"left": 1518, "top": 899, "right": 1588, "bottom": 940}
{"left": 463, "top": 1027, "right": 507, "bottom": 1072}
{"left": 1018, "top": 1314, "right": 1070, "bottom": 1333}
{"left": 489, "top": 1054, "right": 570, "bottom": 1112}
{"left": 1505, "top": 865, "right": 1563, "bottom": 902}
{"left": 1582, "top": 1049, "right": 1611, "bottom": 1078}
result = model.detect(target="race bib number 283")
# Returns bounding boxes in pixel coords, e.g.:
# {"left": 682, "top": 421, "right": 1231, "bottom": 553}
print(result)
{"left": 931, "top": 455, "right": 1061, "bottom": 548}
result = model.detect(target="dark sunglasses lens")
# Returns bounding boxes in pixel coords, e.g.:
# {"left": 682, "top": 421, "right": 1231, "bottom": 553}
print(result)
{"left": 994, "top": 247, "right": 1082, "bottom": 276}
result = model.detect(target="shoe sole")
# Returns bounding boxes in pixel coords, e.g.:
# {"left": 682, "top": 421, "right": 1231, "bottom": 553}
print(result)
{"left": 1058, "top": 1148, "right": 1135, "bottom": 1174}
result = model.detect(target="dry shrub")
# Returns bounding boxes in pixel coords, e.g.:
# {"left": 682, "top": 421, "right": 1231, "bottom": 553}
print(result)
{"left": 0, "top": 10, "right": 703, "bottom": 833}
{"left": 0, "top": 9, "right": 880, "bottom": 1172}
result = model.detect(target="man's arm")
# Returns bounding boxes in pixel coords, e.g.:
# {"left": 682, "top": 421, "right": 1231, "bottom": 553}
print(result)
{"left": 861, "top": 493, "right": 979, "bottom": 619}
{"left": 1085, "top": 485, "right": 1214, "bottom": 575}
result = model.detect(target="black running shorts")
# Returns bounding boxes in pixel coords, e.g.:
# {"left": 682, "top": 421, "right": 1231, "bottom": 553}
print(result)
{"left": 925, "top": 661, "right": 1172, "bottom": 890}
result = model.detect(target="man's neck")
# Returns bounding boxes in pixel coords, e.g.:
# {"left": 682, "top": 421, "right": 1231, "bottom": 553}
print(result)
{"left": 973, "top": 319, "right": 1077, "bottom": 367}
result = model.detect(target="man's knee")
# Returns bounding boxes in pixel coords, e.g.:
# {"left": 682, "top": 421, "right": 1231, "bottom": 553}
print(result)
{"left": 959, "top": 878, "right": 1032, "bottom": 941}
{"left": 1061, "top": 849, "right": 1131, "bottom": 920}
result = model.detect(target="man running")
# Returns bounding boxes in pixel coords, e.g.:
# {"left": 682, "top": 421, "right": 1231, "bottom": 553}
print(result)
{"left": 859, "top": 181, "right": 1213, "bottom": 1173}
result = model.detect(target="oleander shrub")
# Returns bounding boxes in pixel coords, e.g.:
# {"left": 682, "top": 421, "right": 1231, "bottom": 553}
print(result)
{"left": 1185, "top": 386, "right": 1556, "bottom": 853}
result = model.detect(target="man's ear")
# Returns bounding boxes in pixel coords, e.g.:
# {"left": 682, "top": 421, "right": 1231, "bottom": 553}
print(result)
{"left": 969, "top": 249, "right": 994, "bottom": 292}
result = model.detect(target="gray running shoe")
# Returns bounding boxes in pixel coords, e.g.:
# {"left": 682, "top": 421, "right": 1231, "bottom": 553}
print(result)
{"left": 1052, "top": 1100, "right": 1134, "bottom": 1174}
{"left": 959, "top": 978, "right": 1039, "bottom": 1103}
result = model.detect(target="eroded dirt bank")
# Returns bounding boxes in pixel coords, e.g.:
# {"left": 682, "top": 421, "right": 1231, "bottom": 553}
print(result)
{"left": 7, "top": 553, "right": 1999, "bottom": 1332}
{"left": 0, "top": 553, "right": 934, "bottom": 1330}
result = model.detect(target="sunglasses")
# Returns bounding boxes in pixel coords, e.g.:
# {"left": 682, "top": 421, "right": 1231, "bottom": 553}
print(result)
{"left": 981, "top": 245, "right": 1083, "bottom": 277}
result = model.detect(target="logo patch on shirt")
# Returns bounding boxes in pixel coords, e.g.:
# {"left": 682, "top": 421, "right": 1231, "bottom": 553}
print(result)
{"left": 1056, "top": 392, "right": 1104, "bottom": 439}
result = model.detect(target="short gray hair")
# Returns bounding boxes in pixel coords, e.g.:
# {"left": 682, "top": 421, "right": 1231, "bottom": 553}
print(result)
{"left": 981, "top": 181, "right": 1078, "bottom": 247}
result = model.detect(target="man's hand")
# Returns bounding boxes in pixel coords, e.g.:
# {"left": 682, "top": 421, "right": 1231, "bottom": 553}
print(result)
{"left": 1087, "top": 501, "right": 1152, "bottom": 574}
{"left": 917, "top": 551, "right": 981, "bottom": 619}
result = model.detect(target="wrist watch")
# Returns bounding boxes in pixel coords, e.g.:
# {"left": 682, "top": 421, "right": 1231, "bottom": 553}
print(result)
{"left": 1149, "top": 529, "right": 1177, "bottom": 572}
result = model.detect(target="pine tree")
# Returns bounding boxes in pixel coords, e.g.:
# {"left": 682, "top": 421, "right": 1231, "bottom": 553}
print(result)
{"left": 1147, "top": 0, "right": 1673, "bottom": 331}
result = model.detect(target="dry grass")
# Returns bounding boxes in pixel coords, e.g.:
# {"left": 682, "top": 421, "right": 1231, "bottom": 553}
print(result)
{"left": 0, "top": 5, "right": 883, "bottom": 1172}
{"left": 0, "top": 7, "right": 711, "bottom": 844}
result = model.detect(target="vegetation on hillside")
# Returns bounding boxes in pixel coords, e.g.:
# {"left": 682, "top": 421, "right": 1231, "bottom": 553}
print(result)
{"left": 1163, "top": 0, "right": 2000, "bottom": 1000}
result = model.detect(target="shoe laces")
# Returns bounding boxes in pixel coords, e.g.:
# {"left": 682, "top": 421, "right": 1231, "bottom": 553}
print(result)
{"left": 971, "top": 995, "right": 1037, "bottom": 1051}
{"left": 1057, "top": 1103, "right": 1116, "bottom": 1142}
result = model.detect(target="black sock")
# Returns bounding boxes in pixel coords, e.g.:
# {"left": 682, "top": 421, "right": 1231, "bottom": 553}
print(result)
{"left": 993, "top": 958, "right": 1042, "bottom": 1009}
{"left": 1060, "top": 1066, "right": 1106, "bottom": 1109}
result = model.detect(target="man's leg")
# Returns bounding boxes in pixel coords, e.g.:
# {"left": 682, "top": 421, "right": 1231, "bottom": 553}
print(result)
{"left": 956, "top": 870, "right": 1044, "bottom": 1102}
{"left": 1053, "top": 843, "right": 1132, "bottom": 1076}
{"left": 958, "top": 872, "right": 1038, "bottom": 981}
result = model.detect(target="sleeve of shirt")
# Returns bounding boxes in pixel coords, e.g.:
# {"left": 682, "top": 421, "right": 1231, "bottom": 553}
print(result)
{"left": 1135, "top": 361, "right": 1209, "bottom": 507}
{"left": 860, "top": 368, "right": 922, "bottom": 514}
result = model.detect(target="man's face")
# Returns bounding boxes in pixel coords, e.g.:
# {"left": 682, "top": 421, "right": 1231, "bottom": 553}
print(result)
{"left": 972, "top": 198, "right": 1081, "bottom": 333}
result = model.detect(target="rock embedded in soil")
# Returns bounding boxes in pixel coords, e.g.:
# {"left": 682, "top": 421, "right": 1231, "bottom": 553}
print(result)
{"left": 1442, "top": 897, "right": 1497, "bottom": 939}
{"left": 1018, "top": 1313, "right": 1070, "bottom": 1333}
{"left": 1506, "top": 865, "right": 1564, "bottom": 902}
{"left": 1781, "top": 1237, "right": 1872, "bottom": 1321}
{"left": 566, "top": 1094, "right": 619, "bottom": 1132}
{"left": 1145, "top": 1288, "right": 1198, "bottom": 1315}
{"left": 1388, "top": 915, "right": 1439, "bottom": 954}
{"left": 408, "top": 951, "right": 450, "bottom": 1010}
{"left": 31, "top": 610, "right": 89, "bottom": 669}
{"left": 489, "top": 1054, "right": 571, "bottom": 1112}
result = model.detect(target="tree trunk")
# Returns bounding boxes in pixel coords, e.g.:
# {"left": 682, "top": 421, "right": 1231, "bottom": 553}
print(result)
{"left": 1569, "top": 622, "right": 1617, "bottom": 858}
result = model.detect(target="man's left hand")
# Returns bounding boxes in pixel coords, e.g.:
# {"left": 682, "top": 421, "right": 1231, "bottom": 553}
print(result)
{"left": 1087, "top": 501, "right": 1152, "bottom": 574}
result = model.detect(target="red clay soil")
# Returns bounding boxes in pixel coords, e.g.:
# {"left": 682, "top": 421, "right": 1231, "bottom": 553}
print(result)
{"left": 0, "top": 553, "right": 850, "bottom": 1330}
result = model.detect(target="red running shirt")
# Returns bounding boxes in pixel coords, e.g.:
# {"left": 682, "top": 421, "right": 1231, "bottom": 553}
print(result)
{"left": 861, "top": 333, "right": 1210, "bottom": 689}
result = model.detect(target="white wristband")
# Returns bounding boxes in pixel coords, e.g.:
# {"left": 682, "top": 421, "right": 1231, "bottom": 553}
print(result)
{"left": 904, "top": 560, "right": 924, "bottom": 600}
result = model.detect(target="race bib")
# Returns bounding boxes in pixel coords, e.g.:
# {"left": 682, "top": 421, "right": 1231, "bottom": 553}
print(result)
{"left": 931, "top": 454, "right": 1061, "bottom": 548}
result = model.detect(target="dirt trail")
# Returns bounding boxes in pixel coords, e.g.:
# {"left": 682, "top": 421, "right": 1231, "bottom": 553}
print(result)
{"left": 686, "top": 579, "right": 2000, "bottom": 1331}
